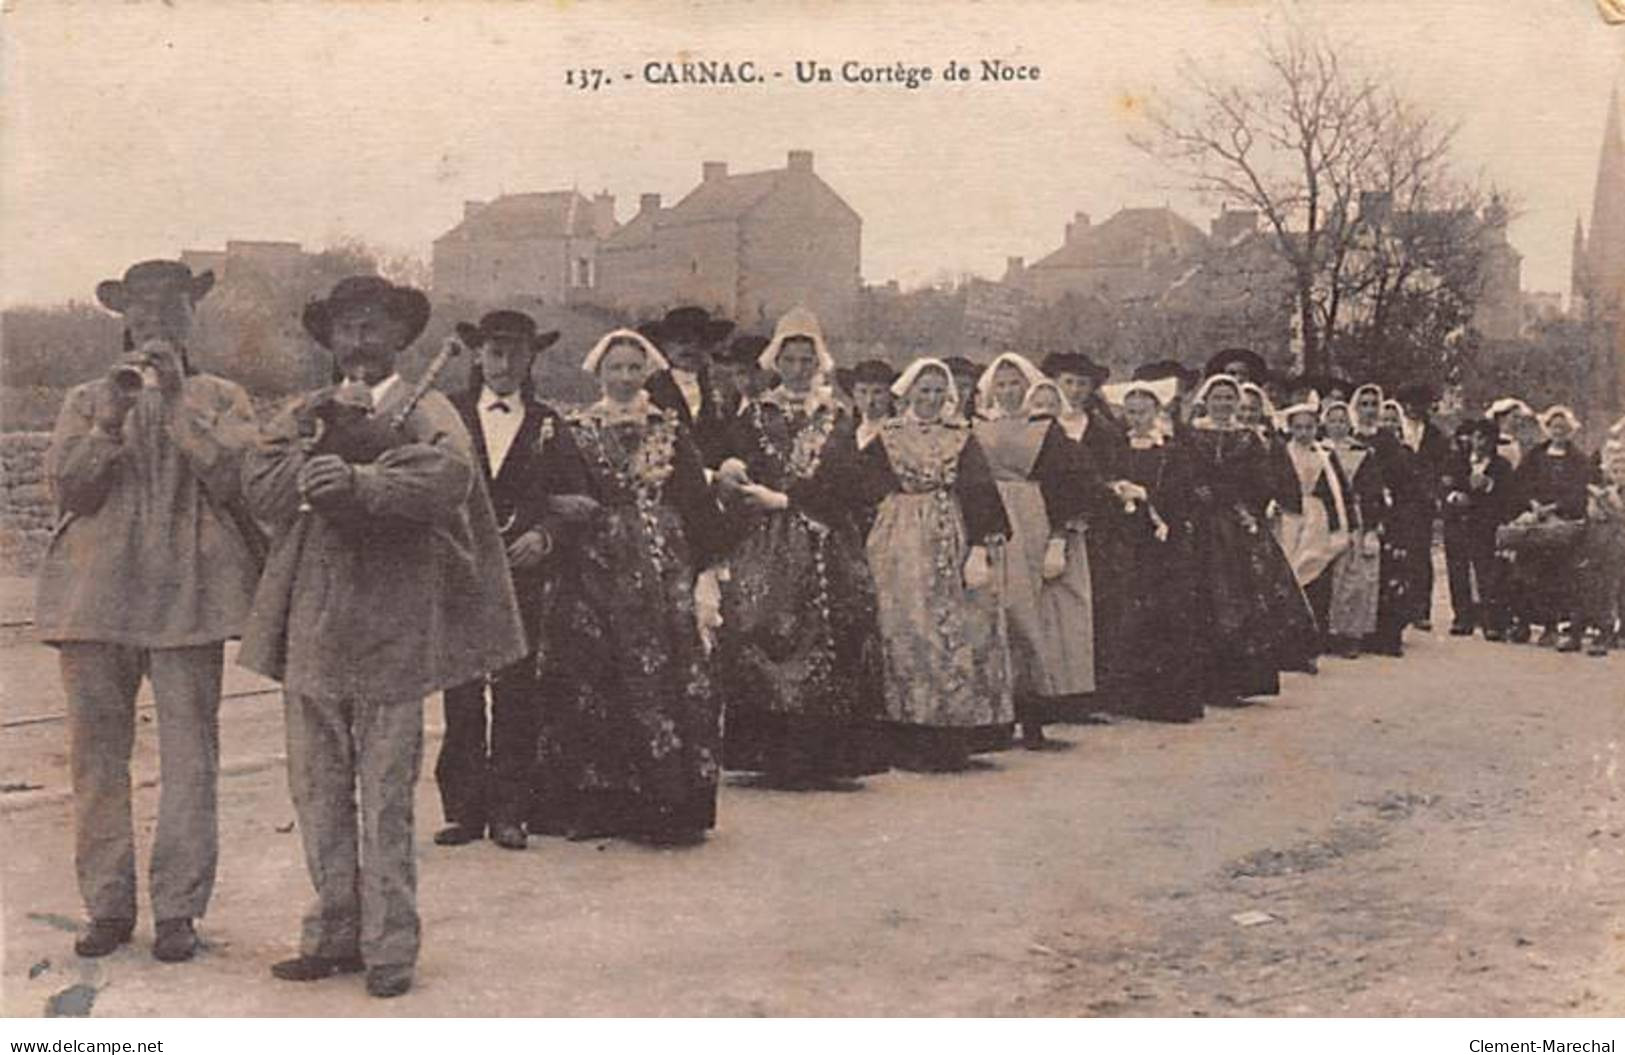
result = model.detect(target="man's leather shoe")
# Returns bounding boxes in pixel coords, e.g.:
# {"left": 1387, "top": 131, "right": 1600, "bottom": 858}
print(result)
{"left": 270, "top": 954, "right": 365, "bottom": 982}
{"left": 490, "top": 822, "right": 528, "bottom": 850}
{"left": 1449, "top": 622, "right": 1474, "bottom": 636}
{"left": 366, "top": 965, "right": 413, "bottom": 998}
{"left": 433, "top": 823, "right": 484, "bottom": 847}
{"left": 74, "top": 918, "right": 134, "bottom": 958}
{"left": 152, "top": 918, "right": 198, "bottom": 963}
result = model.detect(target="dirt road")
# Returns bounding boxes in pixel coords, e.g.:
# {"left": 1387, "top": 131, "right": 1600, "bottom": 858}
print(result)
{"left": 3, "top": 621, "right": 1624, "bottom": 1017}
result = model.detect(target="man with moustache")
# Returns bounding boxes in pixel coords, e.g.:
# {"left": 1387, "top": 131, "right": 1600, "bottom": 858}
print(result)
{"left": 241, "top": 276, "right": 524, "bottom": 998}
{"left": 37, "top": 260, "right": 260, "bottom": 964}
{"left": 433, "top": 311, "right": 593, "bottom": 850}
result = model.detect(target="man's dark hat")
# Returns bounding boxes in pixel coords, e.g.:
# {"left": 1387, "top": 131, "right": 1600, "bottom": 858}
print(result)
{"left": 1394, "top": 380, "right": 1439, "bottom": 408}
{"left": 302, "top": 275, "right": 431, "bottom": 351}
{"left": 1205, "top": 347, "right": 1268, "bottom": 380}
{"left": 1133, "top": 359, "right": 1198, "bottom": 386}
{"left": 837, "top": 358, "right": 899, "bottom": 394}
{"left": 942, "top": 356, "right": 982, "bottom": 376}
{"left": 715, "top": 333, "right": 769, "bottom": 367}
{"left": 454, "top": 310, "right": 560, "bottom": 354}
{"left": 96, "top": 260, "right": 215, "bottom": 315}
{"left": 1041, "top": 351, "right": 1109, "bottom": 385}
{"left": 640, "top": 305, "right": 735, "bottom": 347}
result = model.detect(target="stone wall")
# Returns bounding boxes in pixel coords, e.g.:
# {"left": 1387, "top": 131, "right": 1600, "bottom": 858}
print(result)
{"left": 0, "top": 433, "right": 53, "bottom": 575}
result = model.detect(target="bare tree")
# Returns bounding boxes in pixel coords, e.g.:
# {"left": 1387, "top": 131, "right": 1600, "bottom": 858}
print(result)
{"left": 1132, "top": 24, "right": 1490, "bottom": 378}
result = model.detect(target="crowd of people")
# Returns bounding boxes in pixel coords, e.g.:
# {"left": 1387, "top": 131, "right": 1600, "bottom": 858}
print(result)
{"left": 33, "top": 259, "right": 1625, "bottom": 999}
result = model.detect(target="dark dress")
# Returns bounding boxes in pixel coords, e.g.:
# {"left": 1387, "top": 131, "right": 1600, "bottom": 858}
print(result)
{"left": 1096, "top": 434, "right": 1204, "bottom": 722}
{"left": 1185, "top": 424, "right": 1319, "bottom": 702}
{"left": 714, "top": 389, "right": 886, "bottom": 780}
{"left": 1509, "top": 440, "right": 1591, "bottom": 629}
{"left": 1057, "top": 409, "right": 1129, "bottom": 714}
{"left": 531, "top": 400, "right": 731, "bottom": 839}
{"left": 1352, "top": 429, "right": 1414, "bottom": 654}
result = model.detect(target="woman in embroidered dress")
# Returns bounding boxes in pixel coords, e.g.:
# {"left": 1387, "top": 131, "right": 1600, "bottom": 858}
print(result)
{"left": 1095, "top": 379, "right": 1203, "bottom": 722}
{"left": 808, "top": 358, "right": 1013, "bottom": 770}
{"left": 1320, "top": 401, "right": 1386, "bottom": 658}
{"left": 1185, "top": 374, "right": 1319, "bottom": 704}
{"left": 531, "top": 329, "right": 731, "bottom": 844}
{"left": 1272, "top": 398, "right": 1350, "bottom": 650}
{"left": 713, "top": 307, "right": 885, "bottom": 785}
{"left": 971, "top": 356, "right": 1099, "bottom": 746}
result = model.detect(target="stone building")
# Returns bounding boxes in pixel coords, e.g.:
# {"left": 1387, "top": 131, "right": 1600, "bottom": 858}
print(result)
{"left": 595, "top": 151, "right": 862, "bottom": 338}
{"left": 431, "top": 191, "right": 618, "bottom": 307}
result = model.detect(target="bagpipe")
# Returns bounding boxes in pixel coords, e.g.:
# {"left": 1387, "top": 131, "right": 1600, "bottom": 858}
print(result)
{"left": 295, "top": 333, "right": 469, "bottom": 521}
{"left": 296, "top": 333, "right": 469, "bottom": 464}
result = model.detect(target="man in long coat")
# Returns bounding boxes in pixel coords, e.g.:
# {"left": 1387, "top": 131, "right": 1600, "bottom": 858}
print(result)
{"left": 37, "top": 259, "right": 260, "bottom": 964}
{"left": 240, "top": 276, "right": 524, "bottom": 998}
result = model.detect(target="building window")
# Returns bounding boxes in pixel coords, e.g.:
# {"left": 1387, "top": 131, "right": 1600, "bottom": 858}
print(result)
{"left": 573, "top": 257, "right": 594, "bottom": 289}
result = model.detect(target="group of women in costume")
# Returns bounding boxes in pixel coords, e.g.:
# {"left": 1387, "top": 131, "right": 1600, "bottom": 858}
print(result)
{"left": 520, "top": 307, "right": 1619, "bottom": 848}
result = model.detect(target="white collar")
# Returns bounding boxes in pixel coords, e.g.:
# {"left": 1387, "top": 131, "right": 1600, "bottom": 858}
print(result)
{"left": 582, "top": 390, "right": 659, "bottom": 426}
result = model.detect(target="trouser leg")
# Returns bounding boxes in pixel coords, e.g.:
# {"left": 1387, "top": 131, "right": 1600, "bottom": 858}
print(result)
{"left": 434, "top": 680, "right": 489, "bottom": 828}
{"left": 284, "top": 693, "right": 361, "bottom": 960}
{"left": 146, "top": 645, "right": 223, "bottom": 922}
{"left": 488, "top": 660, "right": 539, "bottom": 827}
{"left": 1471, "top": 531, "right": 1506, "bottom": 631}
{"left": 60, "top": 643, "right": 143, "bottom": 922}
{"left": 1443, "top": 523, "right": 1475, "bottom": 626}
{"left": 355, "top": 696, "right": 423, "bottom": 969}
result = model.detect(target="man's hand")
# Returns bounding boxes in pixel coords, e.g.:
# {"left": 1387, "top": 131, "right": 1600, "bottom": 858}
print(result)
{"left": 298, "top": 454, "right": 355, "bottom": 508}
{"left": 91, "top": 380, "right": 137, "bottom": 438}
{"left": 139, "top": 340, "right": 185, "bottom": 398}
{"left": 506, "top": 528, "right": 552, "bottom": 570}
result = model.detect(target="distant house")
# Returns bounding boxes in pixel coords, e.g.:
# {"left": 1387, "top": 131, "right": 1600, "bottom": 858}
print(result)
{"left": 431, "top": 191, "right": 618, "bottom": 307}
{"left": 1016, "top": 207, "right": 1211, "bottom": 305}
{"left": 595, "top": 151, "right": 863, "bottom": 339}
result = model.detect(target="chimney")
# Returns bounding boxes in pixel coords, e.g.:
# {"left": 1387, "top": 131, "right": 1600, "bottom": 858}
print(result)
{"left": 787, "top": 149, "right": 814, "bottom": 173}
{"left": 591, "top": 192, "right": 617, "bottom": 238}
{"left": 1004, "top": 256, "right": 1026, "bottom": 281}
{"left": 1064, "top": 211, "right": 1091, "bottom": 245}
{"left": 640, "top": 192, "right": 662, "bottom": 215}
{"left": 702, "top": 161, "right": 728, "bottom": 183}
{"left": 463, "top": 200, "right": 486, "bottom": 221}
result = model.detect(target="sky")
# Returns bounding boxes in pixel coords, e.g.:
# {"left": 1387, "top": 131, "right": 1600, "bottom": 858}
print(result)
{"left": 2, "top": 0, "right": 1622, "bottom": 308}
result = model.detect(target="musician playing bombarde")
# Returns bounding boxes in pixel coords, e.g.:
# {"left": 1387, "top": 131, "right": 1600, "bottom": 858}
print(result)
{"left": 37, "top": 259, "right": 260, "bottom": 965}
{"left": 239, "top": 276, "right": 524, "bottom": 998}
{"left": 432, "top": 311, "right": 595, "bottom": 852}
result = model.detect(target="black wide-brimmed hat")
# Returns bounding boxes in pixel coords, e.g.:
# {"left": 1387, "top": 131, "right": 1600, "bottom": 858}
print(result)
{"left": 1133, "top": 359, "right": 1199, "bottom": 387}
{"left": 1040, "top": 351, "right": 1109, "bottom": 385}
{"left": 96, "top": 260, "right": 215, "bottom": 314}
{"left": 639, "top": 305, "right": 735, "bottom": 348}
{"left": 942, "top": 356, "right": 982, "bottom": 377}
{"left": 454, "top": 310, "right": 559, "bottom": 353}
{"left": 302, "top": 275, "right": 431, "bottom": 350}
{"left": 1204, "top": 347, "right": 1268, "bottom": 380}
{"left": 837, "top": 358, "right": 900, "bottom": 395}
{"left": 715, "top": 333, "right": 769, "bottom": 367}
{"left": 1394, "top": 380, "right": 1440, "bottom": 408}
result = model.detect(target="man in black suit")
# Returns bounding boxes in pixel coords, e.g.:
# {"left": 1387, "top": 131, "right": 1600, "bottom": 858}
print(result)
{"left": 1395, "top": 381, "right": 1454, "bottom": 630}
{"left": 1440, "top": 419, "right": 1514, "bottom": 638}
{"left": 434, "top": 311, "right": 592, "bottom": 850}
{"left": 640, "top": 306, "right": 737, "bottom": 467}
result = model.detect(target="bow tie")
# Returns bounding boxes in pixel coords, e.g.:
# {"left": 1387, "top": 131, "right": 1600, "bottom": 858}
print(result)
{"left": 487, "top": 400, "right": 512, "bottom": 414}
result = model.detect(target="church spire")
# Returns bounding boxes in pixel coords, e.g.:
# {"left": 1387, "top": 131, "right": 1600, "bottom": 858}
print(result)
{"left": 1584, "top": 83, "right": 1625, "bottom": 310}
